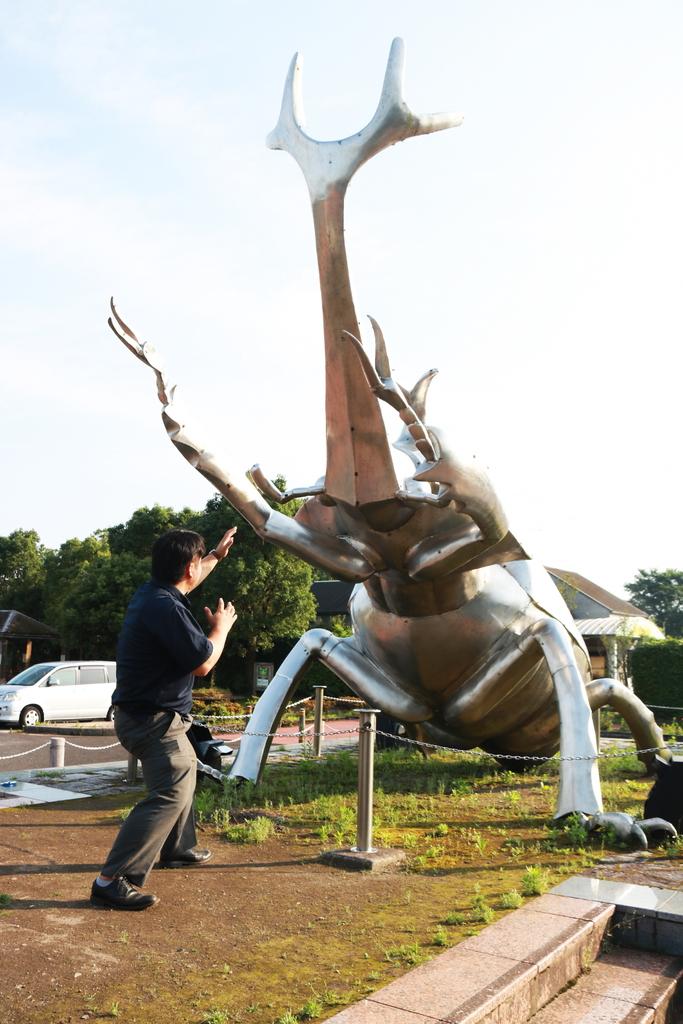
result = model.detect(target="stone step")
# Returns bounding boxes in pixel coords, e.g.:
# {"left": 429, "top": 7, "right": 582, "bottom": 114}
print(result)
{"left": 326, "top": 893, "right": 614, "bottom": 1023}
{"left": 552, "top": 876, "right": 683, "bottom": 957}
{"left": 529, "top": 946, "right": 683, "bottom": 1023}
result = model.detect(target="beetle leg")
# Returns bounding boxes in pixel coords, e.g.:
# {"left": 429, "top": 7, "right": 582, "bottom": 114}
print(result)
{"left": 229, "top": 628, "right": 433, "bottom": 783}
{"left": 531, "top": 619, "right": 602, "bottom": 818}
{"left": 442, "top": 617, "right": 602, "bottom": 817}
{"left": 586, "top": 678, "right": 670, "bottom": 770}
{"left": 248, "top": 465, "right": 326, "bottom": 504}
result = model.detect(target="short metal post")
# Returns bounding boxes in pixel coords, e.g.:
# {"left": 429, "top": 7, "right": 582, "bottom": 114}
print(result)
{"left": 49, "top": 736, "right": 65, "bottom": 768}
{"left": 313, "top": 686, "right": 325, "bottom": 757}
{"left": 126, "top": 753, "right": 138, "bottom": 783}
{"left": 298, "top": 708, "right": 307, "bottom": 745}
{"left": 354, "top": 709, "right": 379, "bottom": 853}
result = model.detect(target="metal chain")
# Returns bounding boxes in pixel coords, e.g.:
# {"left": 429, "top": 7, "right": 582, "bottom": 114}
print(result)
{"left": 195, "top": 694, "right": 365, "bottom": 724}
{"left": 323, "top": 694, "right": 364, "bottom": 704}
{"left": 646, "top": 704, "right": 683, "bottom": 712}
{"left": 63, "top": 740, "right": 122, "bottom": 751}
{"left": 236, "top": 726, "right": 360, "bottom": 740}
{"left": 195, "top": 711, "right": 251, "bottom": 722}
{"left": 374, "top": 728, "right": 682, "bottom": 762}
{"left": 0, "top": 742, "right": 52, "bottom": 760}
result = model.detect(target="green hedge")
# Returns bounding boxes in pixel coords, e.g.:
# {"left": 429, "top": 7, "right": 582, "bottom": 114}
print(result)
{"left": 631, "top": 639, "right": 683, "bottom": 709}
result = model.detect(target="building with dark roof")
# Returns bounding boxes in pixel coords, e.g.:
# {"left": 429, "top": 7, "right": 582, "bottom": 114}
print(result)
{"left": 0, "top": 611, "right": 60, "bottom": 683}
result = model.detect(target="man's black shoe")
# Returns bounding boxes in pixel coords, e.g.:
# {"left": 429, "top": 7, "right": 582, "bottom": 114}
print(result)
{"left": 90, "top": 877, "right": 159, "bottom": 911}
{"left": 158, "top": 848, "right": 212, "bottom": 868}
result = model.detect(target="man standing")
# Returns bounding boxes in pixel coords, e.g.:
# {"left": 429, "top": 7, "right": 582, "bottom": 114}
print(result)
{"left": 91, "top": 527, "right": 237, "bottom": 910}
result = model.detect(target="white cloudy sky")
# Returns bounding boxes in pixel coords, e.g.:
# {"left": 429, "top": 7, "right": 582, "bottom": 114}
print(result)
{"left": 0, "top": 1, "right": 681, "bottom": 597}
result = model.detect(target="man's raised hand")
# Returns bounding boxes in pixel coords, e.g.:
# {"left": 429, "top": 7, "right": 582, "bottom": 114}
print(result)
{"left": 212, "top": 527, "right": 237, "bottom": 561}
{"left": 205, "top": 598, "right": 237, "bottom": 636}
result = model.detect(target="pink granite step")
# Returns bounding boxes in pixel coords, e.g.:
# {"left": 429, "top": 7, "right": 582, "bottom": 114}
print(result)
{"left": 326, "top": 894, "right": 613, "bottom": 1023}
{"left": 529, "top": 946, "right": 683, "bottom": 1023}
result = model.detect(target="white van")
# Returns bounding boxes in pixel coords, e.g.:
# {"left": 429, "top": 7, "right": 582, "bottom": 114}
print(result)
{"left": 0, "top": 662, "right": 117, "bottom": 727}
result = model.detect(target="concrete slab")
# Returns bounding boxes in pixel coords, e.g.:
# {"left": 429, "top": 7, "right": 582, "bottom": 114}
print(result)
{"left": 580, "top": 948, "right": 683, "bottom": 1022}
{"left": 0, "top": 780, "right": 89, "bottom": 806}
{"left": 319, "top": 847, "right": 406, "bottom": 872}
{"left": 324, "top": 1000, "right": 436, "bottom": 1022}
{"left": 552, "top": 876, "right": 679, "bottom": 915}
{"left": 354, "top": 945, "right": 535, "bottom": 1023}
{"left": 553, "top": 875, "right": 683, "bottom": 958}
{"left": 530, "top": 987, "right": 654, "bottom": 1022}
{"left": 459, "top": 904, "right": 613, "bottom": 1012}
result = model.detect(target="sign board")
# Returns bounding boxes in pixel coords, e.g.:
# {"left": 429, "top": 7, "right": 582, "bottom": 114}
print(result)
{"left": 254, "top": 662, "right": 274, "bottom": 693}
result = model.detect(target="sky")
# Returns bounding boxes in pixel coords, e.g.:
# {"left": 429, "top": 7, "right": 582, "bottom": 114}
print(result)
{"left": 0, "top": 1, "right": 681, "bottom": 598}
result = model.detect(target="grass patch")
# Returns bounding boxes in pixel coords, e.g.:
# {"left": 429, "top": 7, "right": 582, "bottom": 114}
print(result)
{"left": 223, "top": 816, "right": 275, "bottom": 844}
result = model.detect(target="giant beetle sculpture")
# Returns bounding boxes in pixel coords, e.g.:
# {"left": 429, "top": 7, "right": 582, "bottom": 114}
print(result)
{"left": 109, "top": 38, "right": 669, "bottom": 821}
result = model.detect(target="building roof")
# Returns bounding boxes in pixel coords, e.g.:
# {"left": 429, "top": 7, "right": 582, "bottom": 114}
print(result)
{"left": 0, "top": 610, "right": 60, "bottom": 640}
{"left": 546, "top": 568, "right": 645, "bottom": 618}
{"left": 574, "top": 615, "right": 664, "bottom": 639}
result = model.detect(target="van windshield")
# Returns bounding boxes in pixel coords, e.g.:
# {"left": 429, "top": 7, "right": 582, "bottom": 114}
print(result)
{"left": 6, "top": 664, "right": 57, "bottom": 687}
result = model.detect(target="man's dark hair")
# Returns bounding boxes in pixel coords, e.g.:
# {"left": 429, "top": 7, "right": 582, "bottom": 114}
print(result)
{"left": 151, "top": 529, "right": 206, "bottom": 584}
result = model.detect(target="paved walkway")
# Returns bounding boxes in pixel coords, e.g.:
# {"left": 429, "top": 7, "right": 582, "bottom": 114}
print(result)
{"left": 0, "top": 719, "right": 361, "bottom": 806}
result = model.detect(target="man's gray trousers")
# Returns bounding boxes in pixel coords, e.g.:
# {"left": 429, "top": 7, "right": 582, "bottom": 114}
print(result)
{"left": 101, "top": 708, "right": 197, "bottom": 888}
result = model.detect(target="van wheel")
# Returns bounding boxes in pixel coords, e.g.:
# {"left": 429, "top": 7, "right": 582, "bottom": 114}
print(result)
{"left": 106, "top": 706, "right": 116, "bottom": 722}
{"left": 20, "top": 705, "right": 43, "bottom": 728}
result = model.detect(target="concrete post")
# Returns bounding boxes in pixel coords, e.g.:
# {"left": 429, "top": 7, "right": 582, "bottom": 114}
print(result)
{"left": 49, "top": 736, "right": 65, "bottom": 768}
{"left": 313, "top": 686, "right": 325, "bottom": 757}
{"left": 354, "top": 709, "right": 379, "bottom": 853}
{"left": 298, "top": 708, "right": 307, "bottom": 745}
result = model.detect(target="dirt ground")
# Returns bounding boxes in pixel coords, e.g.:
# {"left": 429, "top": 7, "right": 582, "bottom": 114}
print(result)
{"left": 0, "top": 793, "right": 467, "bottom": 1024}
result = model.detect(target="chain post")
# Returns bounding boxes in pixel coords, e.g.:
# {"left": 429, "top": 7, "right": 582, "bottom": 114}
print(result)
{"left": 298, "top": 708, "right": 307, "bottom": 744}
{"left": 126, "top": 753, "right": 138, "bottom": 783}
{"left": 354, "top": 709, "right": 379, "bottom": 853}
{"left": 313, "top": 686, "right": 325, "bottom": 757}
{"left": 49, "top": 736, "right": 65, "bottom": 768}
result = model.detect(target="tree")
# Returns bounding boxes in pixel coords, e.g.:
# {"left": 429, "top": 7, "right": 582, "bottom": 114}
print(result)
{"left": 43, "top": 534, "right": 110, "bottom": 632}
{"left": 108, "top": 505, "right": 196, "bottom": 558}
{"left": 0, "top": 529, "right": 48, "bottom": 619}
{"left": 60, "top": 551, "right": 150, "bottom": 658}
{"left": 624, "top": 569, "right": 683, "bottom": 638}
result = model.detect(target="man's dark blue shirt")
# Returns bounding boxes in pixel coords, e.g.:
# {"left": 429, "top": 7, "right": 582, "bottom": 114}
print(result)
{"left": 112, "top": 580, "right": 213, "bottom": 715}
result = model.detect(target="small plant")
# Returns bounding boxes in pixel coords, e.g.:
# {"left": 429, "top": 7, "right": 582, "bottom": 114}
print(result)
{"left": 118, "top": 930, "right": 129, "bottom": 944}
{"left": 202, "top": 1010, "right": 230, "bottom": 1024}
{"left": 521, "top": 865, "right": 549, "bottom": 897}
{"left": 444, "top": 910, "right": 465, "bottom": 925}
{"left": 471, "top": 886, "right": 495, "bottom": 923}
{"left": 0, "top": 894, "right": 12, "bottom": 908}
{"left": 500, "top": 889, "right": 523, "bottom": 909}
{"left": 432, "top": 926, "right": 449, "bottom": 947}
{"left": 223, "top": 816, "right": 275, "bottom": 844}
{"left": 384, "top": 941, "right": 425, "bottom": 966}
{"left": 274, "top": 1012, "right": 299, "bottom": 1024}
{"left": 423, "top": 844, "right": 444, "bottom": 859}
{"left": 298, "top": 996, "right": 323, "bottom": 1019}
{"left": 432, "top": 822, "right": 449, "bottom": 837}
{"left": 109, "top": 1003, "right": 120, "bottom": 1019}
